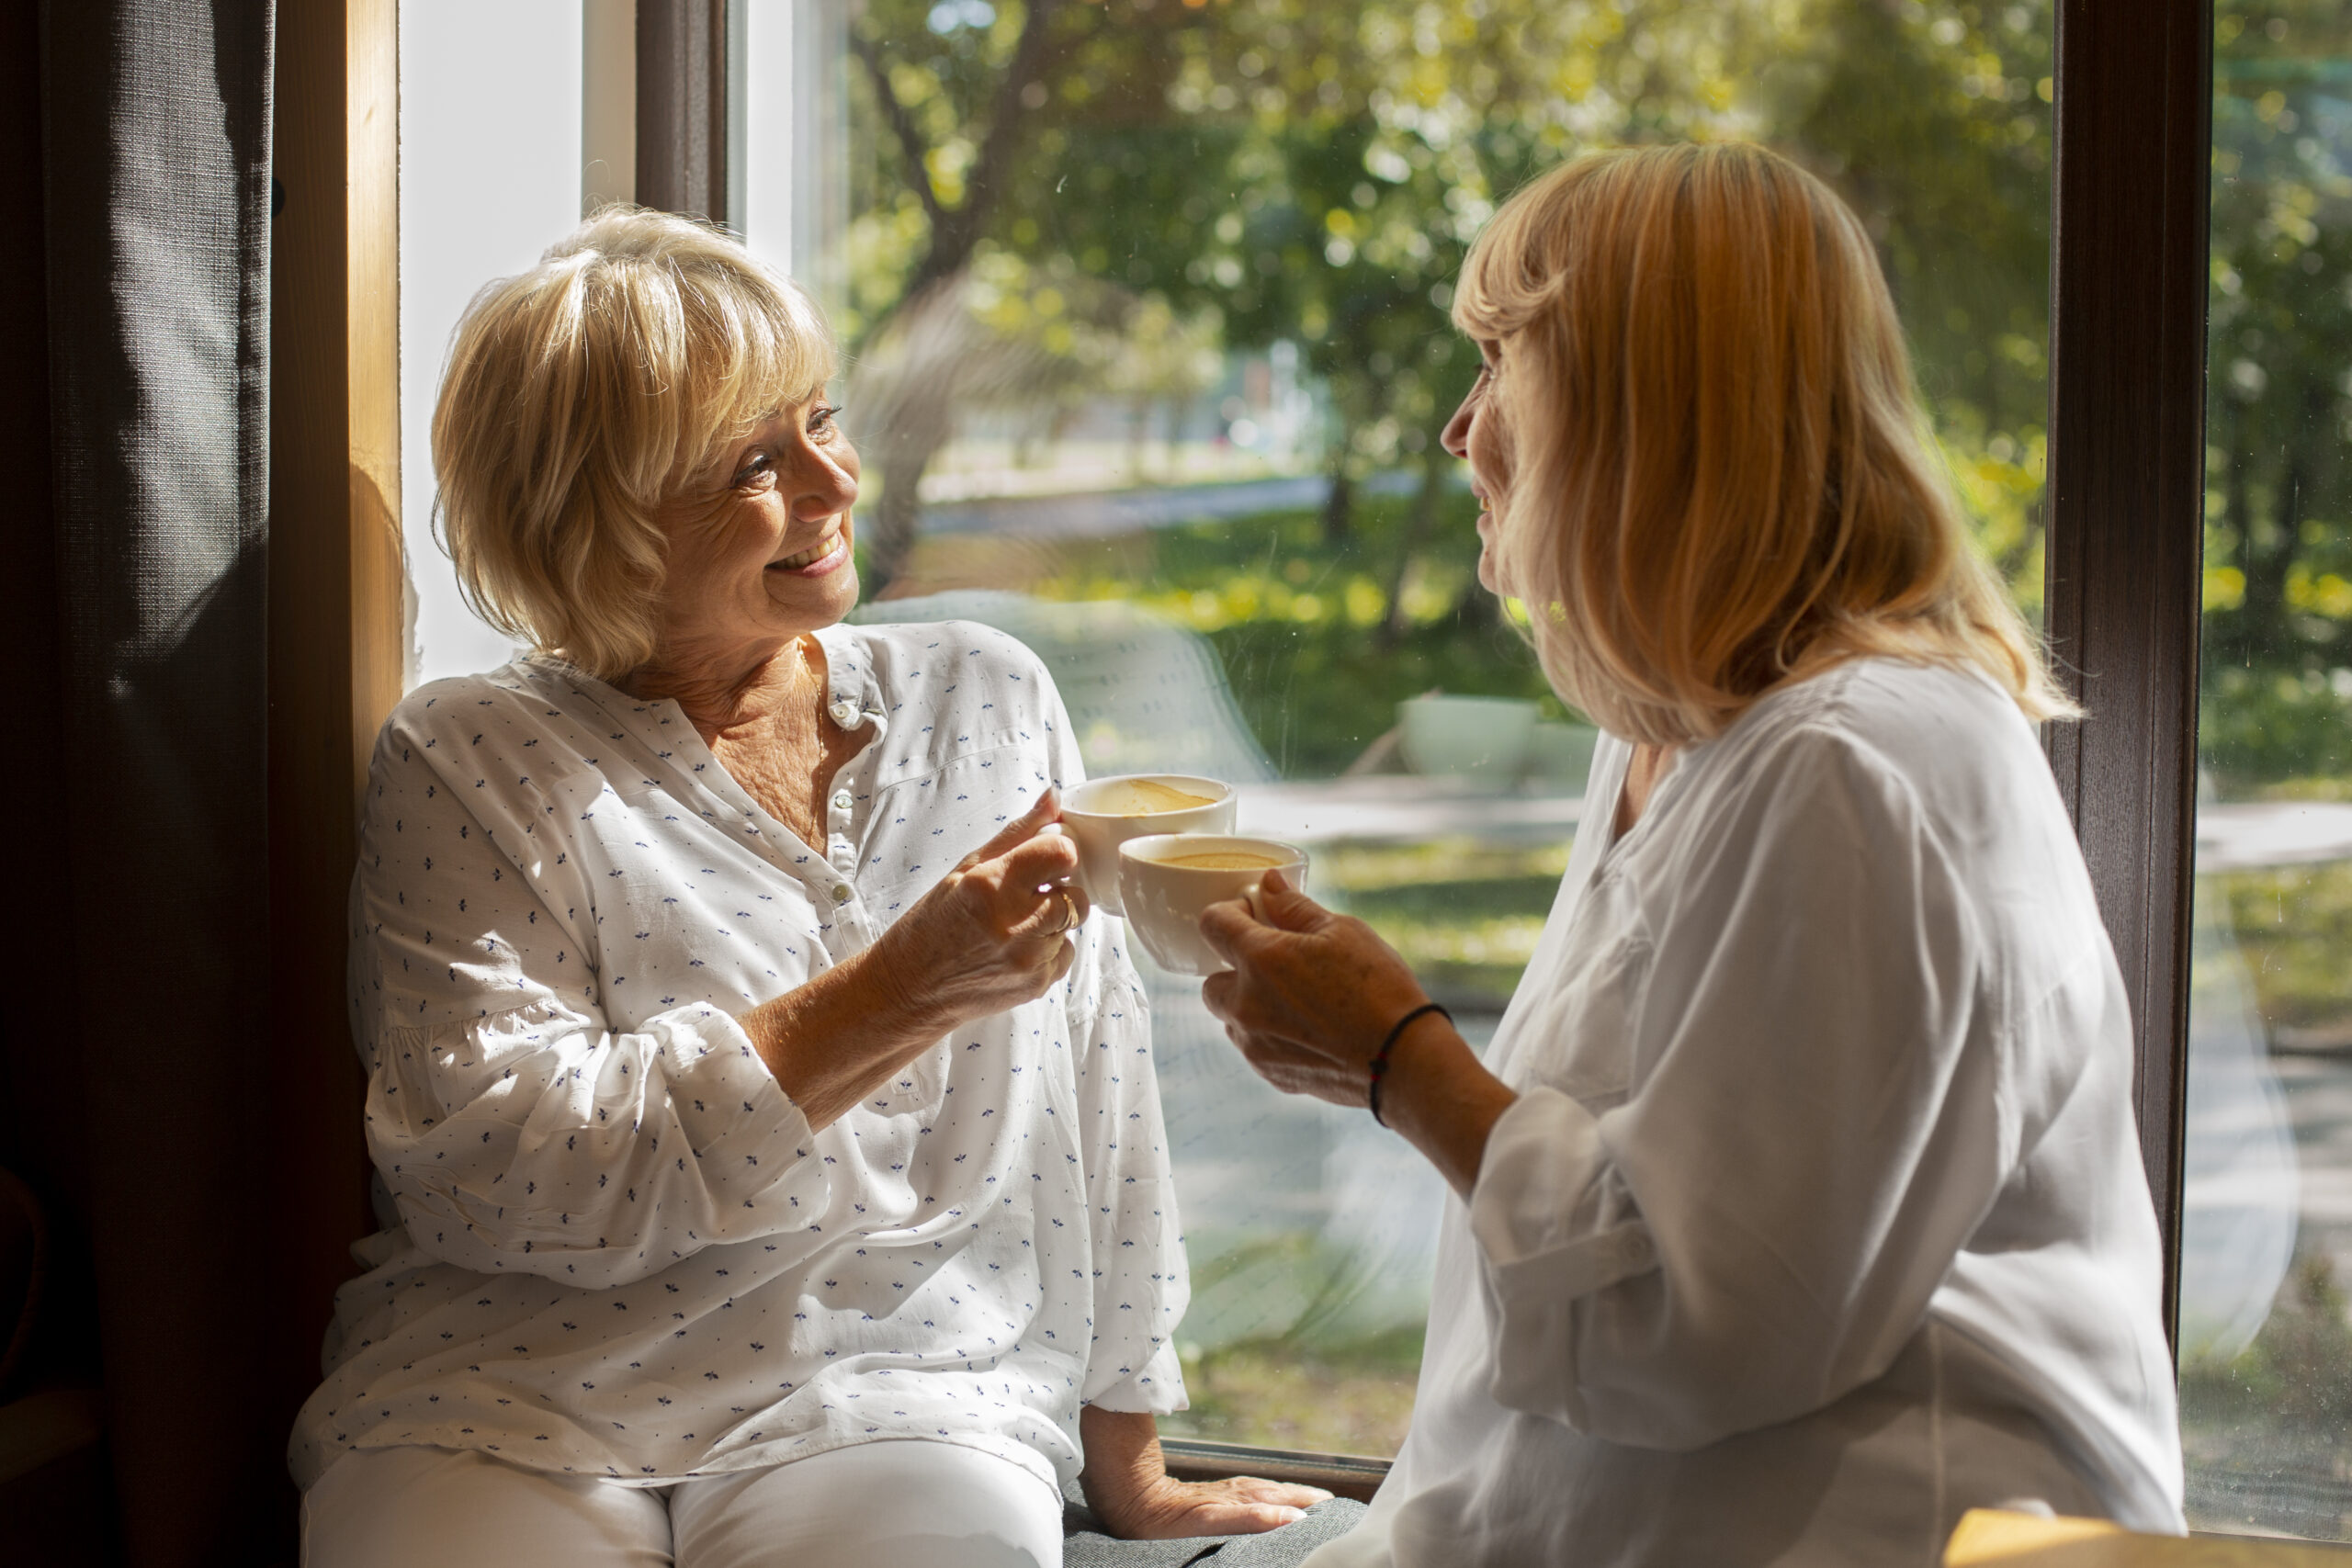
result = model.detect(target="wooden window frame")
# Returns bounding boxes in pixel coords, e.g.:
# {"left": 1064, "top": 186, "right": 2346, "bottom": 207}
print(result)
{"left": 267, "top": 0, "right": 404, "bottom": 1391}
{"left": 286, "top": 0, "right": 2222, "bottom": 1511}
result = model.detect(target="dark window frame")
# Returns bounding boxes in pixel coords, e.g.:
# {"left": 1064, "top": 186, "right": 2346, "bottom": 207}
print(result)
{"left": 637, "top": 0, "right": 2223, "bottom": 1494}
{"left": 2042, "top": 0, "right": 2213, "bottom": 1351}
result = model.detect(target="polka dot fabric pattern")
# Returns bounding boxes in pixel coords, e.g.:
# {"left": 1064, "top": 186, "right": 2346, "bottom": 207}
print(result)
{"left": 289, "top": 622, "right": 1190, "bottom": 1497}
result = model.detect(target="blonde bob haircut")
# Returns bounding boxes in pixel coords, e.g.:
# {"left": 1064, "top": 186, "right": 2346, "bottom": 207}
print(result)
{"left": 1452, "top": 142, "right": 2075, "bottom": 745}
{"left": 433, "top": 207, "right": 835, "bottom": 680}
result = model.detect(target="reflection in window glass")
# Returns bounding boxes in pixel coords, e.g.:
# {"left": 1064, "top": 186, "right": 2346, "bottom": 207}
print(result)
{"left": 2181, "top": 2, "right": 2352, "bottom": 1540}
{"left": 752, "top": 0, "right": 2052, "bottom": 1457}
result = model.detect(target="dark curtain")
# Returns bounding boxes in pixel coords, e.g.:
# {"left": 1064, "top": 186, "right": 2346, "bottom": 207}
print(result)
{"left": 0, "top": 1, "right": 282, "bottom": 1563}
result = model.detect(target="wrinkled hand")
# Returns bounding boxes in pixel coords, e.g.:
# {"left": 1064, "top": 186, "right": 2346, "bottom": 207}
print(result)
{"left": 1095, "top": 1473, "right": 1335, "bottom": 1540}
{"left": 1079, "top": 1406, "right": 1329, "bottom": 1540}
{"left": 1198, "top": 870, "right": 1433, "bottom": 1109}
{"left": 865, "top": 790, "right": 1088, "bottom": 1037}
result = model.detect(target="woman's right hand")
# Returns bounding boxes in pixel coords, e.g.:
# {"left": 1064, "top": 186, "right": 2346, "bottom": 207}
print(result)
{"left": 864, "top": 789, "right": 1089, "bottom": 1036}
{"left": 1202, "top": 871, "right": 1517, "bottom": 1198}
{"left": 742, "top": 790, "right": 1087, "bottom": 1128}
{"left": 1198, "top": 873, "right": 1434, "bottom": 1109}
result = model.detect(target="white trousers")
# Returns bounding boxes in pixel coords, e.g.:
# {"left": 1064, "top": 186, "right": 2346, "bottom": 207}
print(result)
{"left": 300, "top": 1440, "right": 1068, "bottom": 1568}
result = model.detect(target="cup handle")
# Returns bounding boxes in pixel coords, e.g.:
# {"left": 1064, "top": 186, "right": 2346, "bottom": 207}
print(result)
{"left": 1243, "top": 881, "right": 1268, "bottom": 923}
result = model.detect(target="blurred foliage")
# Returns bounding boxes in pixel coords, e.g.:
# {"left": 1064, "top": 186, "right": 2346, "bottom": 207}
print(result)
{"left": 2183, "top": 1252, "right": 2352, "bottom": 1434}
{"left": 843, "top": 0, "right": 2057, "bottom": 608}
{"left": 1327, "top": 838, "right": 1570, "bottom": 1011}
{"left": 2205, "top": 1, "right": 2352, "bottom": 790}
{"left": 2180, "top": 1251, "right": 2352, "bottom": 1538}
{"left": 1036, "top": 488, "right": 1567, "bottom": 774}
{"left": 2208, "top": 860, "right": 2352, "bottom": 1035}
{"left": 1163, "top": 1323, "right": 1427, "bottom": 1456}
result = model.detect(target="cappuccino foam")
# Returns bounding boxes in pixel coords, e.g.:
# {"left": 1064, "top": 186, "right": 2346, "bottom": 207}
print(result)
{"left": 1083, "top": 778, "right": 1219, "bottom": 816}
{"left": 1158, "top": 851, "right": 1286, "bottom": 870}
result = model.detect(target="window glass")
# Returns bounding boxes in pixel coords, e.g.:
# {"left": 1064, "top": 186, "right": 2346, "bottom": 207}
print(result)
{"left": 399, "top": 4, "right": 625, "bottom": 689}
{"left": 753, "top": 0, "right": 2054, "bottom": 1456}
{"left": 2180, "top": 1, "right": 2352, "bottom": 1539}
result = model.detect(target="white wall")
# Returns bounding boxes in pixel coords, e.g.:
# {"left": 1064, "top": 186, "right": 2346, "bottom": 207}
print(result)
{"left": 399, "top": 4, "right": 587, "bottom": 688}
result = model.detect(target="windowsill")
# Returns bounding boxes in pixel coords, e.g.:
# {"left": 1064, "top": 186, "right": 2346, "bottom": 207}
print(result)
{"left": 1160, "top": 1439, "right": 1390, "bottom": 1506}
{"left": 1163, "top": 1443, "right": 2352, "bottom": 1553}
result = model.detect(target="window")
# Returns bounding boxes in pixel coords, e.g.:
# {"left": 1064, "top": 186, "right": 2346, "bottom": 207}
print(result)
{"left": 749, "top": 0, "right": 2058, "bottom": 1458}
{"left": 393, "top": 0, "right": 2302, "bottom": 1529}
{"left": 2178, "top": 1, "right": 2352, "bottom": 1538}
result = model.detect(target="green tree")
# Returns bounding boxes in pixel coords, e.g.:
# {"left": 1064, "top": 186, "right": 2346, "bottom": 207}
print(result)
{"left": 837, "top": 0, "right": 2061, "bottom": 620}
{"left": 2201, "top": 0, "right": 2352, "bottom": 787}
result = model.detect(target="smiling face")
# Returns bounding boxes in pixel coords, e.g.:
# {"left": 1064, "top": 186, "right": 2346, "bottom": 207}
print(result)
{"left": 1441, "top": 338, "right": 1515, "bottom": 594}
{"left": 649, "top": 397, "right": 863, "bottom": 675}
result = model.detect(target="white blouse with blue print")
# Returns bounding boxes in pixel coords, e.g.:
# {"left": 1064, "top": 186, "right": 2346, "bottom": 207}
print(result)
{"left": 288, "top": 620, "right": 1189, "bottom": 1497}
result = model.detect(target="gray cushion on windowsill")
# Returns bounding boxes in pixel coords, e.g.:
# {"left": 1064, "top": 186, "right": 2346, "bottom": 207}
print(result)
{"left": 1061, "top": 1497, "right": 1370, "bottom": 1567}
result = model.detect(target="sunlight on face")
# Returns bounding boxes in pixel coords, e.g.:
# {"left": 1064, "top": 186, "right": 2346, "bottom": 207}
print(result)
{"left": 653, "top": 399, "right": 864, "bottom": 667}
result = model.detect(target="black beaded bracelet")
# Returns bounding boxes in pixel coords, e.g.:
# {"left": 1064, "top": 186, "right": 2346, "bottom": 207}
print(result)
{"left": 1367, "top": 1001, "right": 1453, "bottom": 1128}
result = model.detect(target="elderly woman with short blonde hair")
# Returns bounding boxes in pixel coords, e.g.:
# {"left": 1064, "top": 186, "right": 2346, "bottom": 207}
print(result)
{"left": 289, "top": 209, "right": 1322, "bottom": 1566}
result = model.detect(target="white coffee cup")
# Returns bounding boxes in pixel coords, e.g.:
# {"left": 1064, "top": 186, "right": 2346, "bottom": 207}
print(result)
{"left": 1057, "top": 774, "right": 1237, "bottom": 918}
{"left": 1116, "top": 833, "right": 1309, "bottom": 976}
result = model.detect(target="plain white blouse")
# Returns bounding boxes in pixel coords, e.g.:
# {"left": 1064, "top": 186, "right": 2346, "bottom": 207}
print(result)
{"left": 288, "top": 621, "right": 1187, "bottom": 1498}
{"left": 1311, "top": 660, "right": 2185, "bottom": 1568}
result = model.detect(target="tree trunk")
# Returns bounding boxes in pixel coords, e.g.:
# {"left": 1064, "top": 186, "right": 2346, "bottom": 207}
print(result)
{"left": 2235, "top": 386, "right": 2326, "bottom": 665}
{"left": 1320, "top": 445, "right": 1355, "bottom": 546}
{"left": 861, "top": 446, "right": 944, "bottom": 602}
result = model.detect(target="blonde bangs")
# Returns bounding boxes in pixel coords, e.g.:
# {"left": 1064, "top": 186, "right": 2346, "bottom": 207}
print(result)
{"left": 432, "top": 208, "right": 836, "bottom": 681}
{"left": 1453, "top": 144, "right": 2075, "bottom": 745}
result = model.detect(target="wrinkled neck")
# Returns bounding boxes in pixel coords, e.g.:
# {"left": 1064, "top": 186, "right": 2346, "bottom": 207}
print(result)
{"left": 625, "top": 635, "right": 821, "bottom": 744}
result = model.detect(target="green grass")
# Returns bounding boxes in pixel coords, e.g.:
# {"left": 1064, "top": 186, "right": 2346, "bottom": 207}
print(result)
{"left": 1159, "top": 1325, "right": 1426, "bottom": 1458}
{"left": 1319, "top": 838, "right": 1573, "bottom": 1013}
{"left": 2180, "top": 1253, "right": 2352, "bottom": 1539}
{"left": 1035, "top": 493, "right": 1570, "bottom": 778}
{"left": 2211, "top": 861, "right": 2352, "bottom": 1037}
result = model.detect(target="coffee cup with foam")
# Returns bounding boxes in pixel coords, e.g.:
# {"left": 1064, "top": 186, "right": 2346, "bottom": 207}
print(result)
{"left": 1054, "top": 774, "right": 1237, "bottom": 918}
{"left": 1115, "top": 833, "right": 1309, "bottom": 976}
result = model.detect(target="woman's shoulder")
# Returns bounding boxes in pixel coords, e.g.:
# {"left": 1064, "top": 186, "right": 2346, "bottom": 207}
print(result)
{"left": 835, "top": 618, "right": 1060, "bottom": 718}
{"left": 1726, "top": 658, "right": 2041, "bottom": 786}
{"left": 370, "top": 660, "right": 608, "bottom": 779}
{"left": 1686, "top": 657, "right": 2080, "bottom": 897}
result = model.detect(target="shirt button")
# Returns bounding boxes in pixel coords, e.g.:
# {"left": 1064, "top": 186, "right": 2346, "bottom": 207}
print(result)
{"left": 829, "top": 700, "right": 856, "bottom": 727}
{"left": 831, "top": 790, "right": 854, "bottom": 812}
{"left": 830, "top": 883, "right": 854, "bottom": 905}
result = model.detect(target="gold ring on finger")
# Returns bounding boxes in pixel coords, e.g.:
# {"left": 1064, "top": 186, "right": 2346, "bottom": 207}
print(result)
{"left": 1058, "top": 887, "right": 1080, "bottom": 933}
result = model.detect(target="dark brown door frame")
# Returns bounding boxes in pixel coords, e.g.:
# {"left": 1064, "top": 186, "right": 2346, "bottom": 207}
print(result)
{"left": 2042, "top": 0, "right": 2214, "bottom": 1349}
{"left": 637, "top": 0, "right": 732, "bottom": 223}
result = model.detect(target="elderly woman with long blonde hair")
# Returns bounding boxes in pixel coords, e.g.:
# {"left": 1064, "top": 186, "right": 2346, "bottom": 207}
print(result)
{"left": 288, "top": 209, "right": 1325, "bottom": 1566}
{"left": 1200, "top": 143, "right": 2186, "bottom": 1566}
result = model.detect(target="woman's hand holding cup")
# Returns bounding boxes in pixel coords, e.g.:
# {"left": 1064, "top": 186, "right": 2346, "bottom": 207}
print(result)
{"left": 868, "top": 791, "right": 1089, "bottom": 1035}
{"left": 1197, "top": 871, "right": 1435, "bottom": 1110}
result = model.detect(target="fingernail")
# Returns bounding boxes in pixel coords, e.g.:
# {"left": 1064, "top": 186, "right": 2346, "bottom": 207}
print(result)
{"left": 1278, "top": 1506, "right": 1307, "bottom": 1523}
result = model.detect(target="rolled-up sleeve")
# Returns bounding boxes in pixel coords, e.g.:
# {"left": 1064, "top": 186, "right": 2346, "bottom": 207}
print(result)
{"left": 1466, "top": 728, "right": 2017, "bottom": 1451}
{"left": 352, "top": 717, "right": 829, "bottom": 1291}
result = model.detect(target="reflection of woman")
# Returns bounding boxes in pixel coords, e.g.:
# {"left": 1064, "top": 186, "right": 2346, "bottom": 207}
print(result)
{"left": 1201, "top": 145, "right": 2186, "bottom": 1565}
{"left": 290, "top": 210, "right": 1321, "bottom": 1564}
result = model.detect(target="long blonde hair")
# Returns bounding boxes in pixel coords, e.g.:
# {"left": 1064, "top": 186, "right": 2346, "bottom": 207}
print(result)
{"left": 1452, "top": 142, "right": 2074, "bottom": 744}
